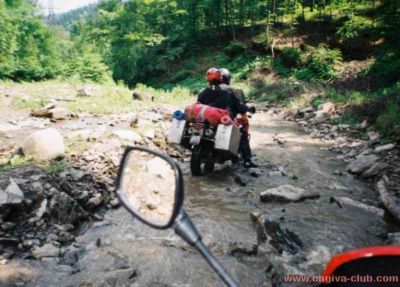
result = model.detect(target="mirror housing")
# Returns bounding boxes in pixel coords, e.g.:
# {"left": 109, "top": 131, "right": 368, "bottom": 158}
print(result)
{"left": 116, "top": 146, "right": 184, "bottom": 229}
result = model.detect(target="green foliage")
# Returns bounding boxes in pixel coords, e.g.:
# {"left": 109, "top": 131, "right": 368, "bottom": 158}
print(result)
{"left": 337, "top": 15, "right": 375, "bottom": 41}
{"left": 45, "top": 160, "right": 66, "bottom": 174}
{"left": 224, "top": 41, "right": 247, "bottom": 58}
{"left": 64, "top": 45, "right": 110, "bottom": 83}
{"left": 375, "top": 101, "right": 400, "bottom": 142}
{"left": 0, "top": 0, "right": 62, "bottom": 81}
{"left": 369, "top": 52, "right": 400, "bottom": 87}
{"left": 295, "top": 45, "right": 342, "bottom": 80}
{"left": 280, "top": 48, "right": 301, "bottom": 69}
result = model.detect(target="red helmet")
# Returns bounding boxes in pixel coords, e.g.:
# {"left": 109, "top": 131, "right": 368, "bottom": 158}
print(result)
{"left": 206, "top": 68, "right": 222, "bottom": 83}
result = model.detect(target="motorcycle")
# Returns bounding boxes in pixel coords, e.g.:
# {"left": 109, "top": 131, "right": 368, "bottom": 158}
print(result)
{"left": 116, "top": 147, "right": 400, "bottom": 287}
{"left": 169, "top": 105, "right": 254, "bottom": 176}
{"left": 183, "top": 120, "right": 240, "bottom": 176}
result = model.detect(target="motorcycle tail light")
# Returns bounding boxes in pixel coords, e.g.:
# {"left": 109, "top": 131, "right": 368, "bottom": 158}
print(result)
{"left": 194, "top": 124, "right": 203, "bottom": 130}
{"left": 205, "top": 129, "right": 214, "bottom": 137}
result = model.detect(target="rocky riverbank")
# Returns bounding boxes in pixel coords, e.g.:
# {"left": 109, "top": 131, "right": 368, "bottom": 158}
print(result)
{"left": 283, "top": 102, "right": 400, "bottom": 225}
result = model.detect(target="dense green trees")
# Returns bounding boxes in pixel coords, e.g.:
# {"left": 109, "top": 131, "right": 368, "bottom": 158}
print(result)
{"left": 0, "top": 0, "right": 61, "bottom": 80}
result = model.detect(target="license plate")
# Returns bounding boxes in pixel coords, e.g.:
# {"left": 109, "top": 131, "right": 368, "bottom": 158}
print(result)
{"left": 190, "top": 135, "right": 201, "bottom": 145}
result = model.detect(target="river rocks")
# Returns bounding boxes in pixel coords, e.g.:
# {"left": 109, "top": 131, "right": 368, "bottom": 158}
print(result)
{"left": 22, "top": 128, "right": 65, "bottom": 161}
{"left": 374, "top": 143, "right": 396, "bottom": 153}
{"left": 32, "top": 243, "right": 60, "bottom": 259}
{"left": 50, "top": 192, "right": 87, "bottom": 224}
{"left": 361, "top": 162, "right": 389, "bottom": 178}
{"left": 346, "top": 154, "right": 379, "bottom": 175}
{"left": 31, "top": 105, "right": 73, "bottom": 121}
{"left": 331, "top": 196, "right": 384, "bottom": 217}
{"left": 132, "top": 92, "right": 154, "bottom": 102}
{"left": 0, "top": 178, "right": 24, "bottom": 206}
{"left": 313, "top": 111, "right": 330, "bottom": 124}
{"left": 251, "top": 212, "right": 303, "bottom": 254}
{"left": 112, "top": 130, "right": 143, "bottom": 142}
{"left": 260, "top": 185, "right": 320, "bottom": 203}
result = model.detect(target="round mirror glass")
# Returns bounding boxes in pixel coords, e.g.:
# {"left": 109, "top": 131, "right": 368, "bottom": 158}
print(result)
{"left": 119, "top": 149, "right": 177, "bottom": 226}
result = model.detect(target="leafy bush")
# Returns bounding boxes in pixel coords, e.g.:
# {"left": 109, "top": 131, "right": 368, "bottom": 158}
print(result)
{"left": 295, "top": 45, "right": 342, "bottom": 80}
{"left": 280, "top": 48, "right": 301, "bottom": 69}
{"left": 64, "top": 47, "right": 110, "bottom": 83}
{"left": 368, "top": 53, "right": 400, "bottom": 87}
{"left": 337, "top": 16, "right": 375, "bottom": 41}
{"left": 376, "top": 102, "right": 400, "bottom": 142}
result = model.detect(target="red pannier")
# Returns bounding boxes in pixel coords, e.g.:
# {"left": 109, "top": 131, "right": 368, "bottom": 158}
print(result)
{"left": 185, "top": 103, "right": 230, "bottom": 126}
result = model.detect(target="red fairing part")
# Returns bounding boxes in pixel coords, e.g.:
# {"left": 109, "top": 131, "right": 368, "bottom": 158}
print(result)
{"left": 185, "top": 103, "right": 230, "bottom": 126}
{"left": 323, "top": 246, "right": 400, "bottom": 276}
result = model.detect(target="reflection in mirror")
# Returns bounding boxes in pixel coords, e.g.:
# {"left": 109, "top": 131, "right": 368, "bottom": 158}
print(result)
{"left": 120, "top": 150, "right": 176, "bottom": 226}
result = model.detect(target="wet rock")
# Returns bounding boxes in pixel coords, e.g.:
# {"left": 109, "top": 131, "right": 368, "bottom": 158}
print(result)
{"left": 112, "top": 130, "right": 143, "bottom": 142}
{"left": 346, "top": 154, "right": 379, "bottom": 175}
{"left": 234, "top": 175, "right": 248, "bottom": 187}
{"left": 377, "top": 177, "right": 400, "bottom": 223}
{"left": 229, "top": 242, "right": 258, "bottom": 256}
{"left": 22, "top": 128, "right": 65, "bottom": 161}
{"left": 0, "top": 178, "right": 24, "bottom": 206}
{"left": 252, "top": 212, "right": 303, "bottom": 254}
{"left": 374, "top": 143, "right": 396, "bottom": 153}
{"left": 34, "top": 199, "right": 48, "bottom": 221}
{"left": 260, "top": 185, "right": 320, "bottom": 203}
{"left": 386, "top": 233, "right": 400, "bottom": 245}
{"left": 331, "top": 197, "right": 384, "bottom": 217}
{"left": 361, "top": 163, "right": 389, "bottom": 179}
{"left": 32, "top": 243, "right": 60, "bottom": 259}
{"left": 50, "top": 192, "right": 87, "bottom": 224}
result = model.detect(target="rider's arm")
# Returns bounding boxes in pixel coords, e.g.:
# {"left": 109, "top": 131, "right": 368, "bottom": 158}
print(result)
{"left": 231, "top": 91, "right": 249, "bottom": 114}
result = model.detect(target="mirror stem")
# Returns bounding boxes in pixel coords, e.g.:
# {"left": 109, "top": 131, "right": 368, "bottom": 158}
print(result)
{"left": 173, "top": 210, "right": 238, "bottom": 287}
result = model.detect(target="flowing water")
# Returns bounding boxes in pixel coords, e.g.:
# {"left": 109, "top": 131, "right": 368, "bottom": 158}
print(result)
{"left": 4, "top": 111, "right": 393, "bottom": 287}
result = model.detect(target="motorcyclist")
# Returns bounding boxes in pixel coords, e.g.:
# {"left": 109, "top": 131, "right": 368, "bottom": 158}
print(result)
{"left": 219, "top": 68, "right": 258, "bottom": 168}
{"left": 197, "top": 68, "right": 247, "bottom": 118}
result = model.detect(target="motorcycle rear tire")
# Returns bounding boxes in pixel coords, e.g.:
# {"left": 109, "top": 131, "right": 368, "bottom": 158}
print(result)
{"left": 191, "top": 146, "right": 214, "bottom": 176}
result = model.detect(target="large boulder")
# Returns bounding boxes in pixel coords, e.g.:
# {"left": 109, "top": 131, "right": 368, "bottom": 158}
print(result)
{"left": 346, "top": 154, "right": 379, "bottom": 175}
{"left": 22, "top": 128, "right": 65, "bottom": 161}
{"left": 260, "top": 185, "right": 320, "bottom": 203}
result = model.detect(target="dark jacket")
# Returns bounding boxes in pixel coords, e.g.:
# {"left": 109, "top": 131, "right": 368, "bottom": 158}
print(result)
{"left": 197, "top": 84, "right": 248, "bottom": 118}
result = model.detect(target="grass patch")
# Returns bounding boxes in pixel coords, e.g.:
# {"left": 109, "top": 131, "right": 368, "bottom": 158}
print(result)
{"left": 44, "top": 160, "right": 66, "bottom": 174}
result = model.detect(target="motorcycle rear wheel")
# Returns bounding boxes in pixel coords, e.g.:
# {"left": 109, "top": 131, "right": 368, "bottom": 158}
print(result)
{"left": 190, "top": 146, "right": 214, "bottom": 176}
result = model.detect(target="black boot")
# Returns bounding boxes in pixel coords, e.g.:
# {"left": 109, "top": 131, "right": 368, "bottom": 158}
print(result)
{"left": 244, "top": 159, "right": 258, "bottom": 168}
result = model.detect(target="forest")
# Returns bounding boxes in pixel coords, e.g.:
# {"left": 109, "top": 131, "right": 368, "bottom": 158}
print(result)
{"left": 1, "top": 0, "right": 400, "bottom": 140}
